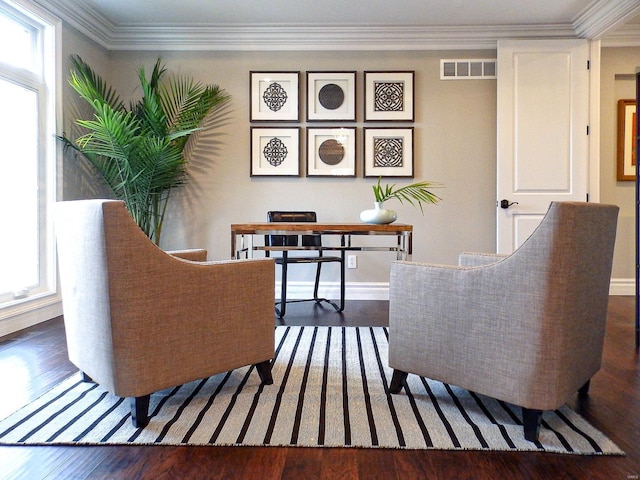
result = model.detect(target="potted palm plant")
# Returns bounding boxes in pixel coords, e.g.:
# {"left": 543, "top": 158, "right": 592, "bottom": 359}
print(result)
{"left": 360, "top": 177, "right": 442, "bottom": 224}
{"left": 59, "top": 55, "right": 230, "bottom": 245}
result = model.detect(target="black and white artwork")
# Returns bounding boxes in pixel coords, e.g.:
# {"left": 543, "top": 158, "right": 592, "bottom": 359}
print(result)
{"left": 250, "top": 127, "right": 300, "bottom": 176}
{"left": 363, "top": 128, "right": 414, "bottom": 177}
{"left": 307, "top": 127, "right": 356, "bottom": 177}
{"left": 364, "top": 71, "right": 415, "bottom": 122}
{"left": 307, "top": 72, "right": 356, "bottom": 121}
{"left": 250, "top": 72, "right": 300, "bottom": 121}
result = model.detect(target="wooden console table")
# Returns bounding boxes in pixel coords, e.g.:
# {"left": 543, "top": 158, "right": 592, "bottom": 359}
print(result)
{"left": 230, "top": 223, "right": 413, "bottom": 260}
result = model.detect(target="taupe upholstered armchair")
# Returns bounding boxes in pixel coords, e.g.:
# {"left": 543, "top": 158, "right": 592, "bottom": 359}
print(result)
{"left": 388, "top": 202, "right": 619, "bottom": 442}
{"left": 55, "top": 199, "right": 276, "bottom": 427}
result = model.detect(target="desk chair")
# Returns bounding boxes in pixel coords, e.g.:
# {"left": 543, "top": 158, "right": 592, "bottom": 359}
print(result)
{"left": 266, "top": 211, "right": 345, "bottom": 318}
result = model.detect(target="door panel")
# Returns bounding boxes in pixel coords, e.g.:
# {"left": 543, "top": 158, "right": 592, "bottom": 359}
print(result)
{"left": 496, "top": 40, "right": 590, "bottom": 253}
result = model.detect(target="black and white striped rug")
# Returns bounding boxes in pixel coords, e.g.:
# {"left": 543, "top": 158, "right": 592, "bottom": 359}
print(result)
{"left": 0, "top": 326, "right": 623, "bottom": 455}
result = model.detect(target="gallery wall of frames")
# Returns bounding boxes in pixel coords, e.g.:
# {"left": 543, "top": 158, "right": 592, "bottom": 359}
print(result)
{"left": 249, "top": 71, "right": 415, "bottom": 178}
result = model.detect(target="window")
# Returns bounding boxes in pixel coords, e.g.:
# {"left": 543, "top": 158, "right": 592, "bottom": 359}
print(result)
{"left": 0, "top": 0, "right": 60, "bottom": 324}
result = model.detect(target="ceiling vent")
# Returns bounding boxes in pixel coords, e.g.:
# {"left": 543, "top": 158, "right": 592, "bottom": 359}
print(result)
{"left": 440, "top": 59, "right": 497, "bottom": 80}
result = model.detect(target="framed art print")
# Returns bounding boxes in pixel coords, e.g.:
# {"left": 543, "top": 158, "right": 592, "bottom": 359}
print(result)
{"left": 363, "top": 127, "right": 414, "bottom": 177}
{"left": 306, "top": 71, "right": 356, "bottom": 122}
{"left": 364, "top": 71, "right": 415, "bottom": 122}
{"left": 250, "top": 72, "right": 300, "bottom": 121}
{"left": 250, "top": 127, "right": 300, "bottom": 176}
{"left": 306, "top": 127, "right": 356, "bottom": 177}
{"left": 617, "top": 99, "right": 636, "bottom": 181}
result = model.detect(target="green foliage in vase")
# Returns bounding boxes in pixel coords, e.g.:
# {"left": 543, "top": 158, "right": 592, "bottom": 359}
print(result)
{"left": 372, "top": 176, "right": 442, "bottom": 213}
{"left": 59, "top": 54, "right": 230, "bottom": 245}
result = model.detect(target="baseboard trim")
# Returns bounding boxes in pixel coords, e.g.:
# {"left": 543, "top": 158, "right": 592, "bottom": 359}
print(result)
{"left": 610, "top": 278, "right": 635, "bottom": 296}
{"left": 276, "top": 281, "right": 391, "bottom": 301}
{"left": 279, "top": 278, "right": 636, "bottom": 301}
{"left": 0, "top": 297, "right": 63, "bottom": 338}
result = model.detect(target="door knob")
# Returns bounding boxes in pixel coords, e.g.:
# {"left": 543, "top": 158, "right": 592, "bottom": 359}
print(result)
{"left": 499, "top": 199, "right": 519, "bottom": 209}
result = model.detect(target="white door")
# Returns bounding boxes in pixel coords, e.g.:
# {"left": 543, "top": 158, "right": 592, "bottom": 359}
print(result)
{"left": 496, "top": 39, "right": 590, "bottom": 253}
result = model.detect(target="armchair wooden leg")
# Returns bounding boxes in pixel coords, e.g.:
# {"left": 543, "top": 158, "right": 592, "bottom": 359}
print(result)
{"left": 389, "top": 369, "right": 408, "bottom": 394}
{"left": 522, "top": 408, "right": 542, "bottom": 442}
{"left": 130, "top": 395, "right": 150, "bottom": 428}
{"left": 80, "top": 371, "right": 93, "bottom": 383}
{"left": 255, "top": 360, "right": 274, "bottom": 385}
{"left": 578, "top": 380, "right": 591, "bottom": 397}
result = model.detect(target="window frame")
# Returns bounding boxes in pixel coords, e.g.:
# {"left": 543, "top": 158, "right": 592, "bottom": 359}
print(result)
{"left": 0, "top": 0, "right": 62, "bottom": 335}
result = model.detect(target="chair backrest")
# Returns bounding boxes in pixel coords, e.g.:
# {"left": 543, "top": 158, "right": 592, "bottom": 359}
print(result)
{"left": 266, "top": 211, "right": 321, "bottom": 248}
{"left": 503, "top": 201, "right": 619, "bottom": 386}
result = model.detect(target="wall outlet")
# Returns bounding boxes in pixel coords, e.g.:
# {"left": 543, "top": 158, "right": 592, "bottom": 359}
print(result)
{"left": 347, "top": 255, "right": 357, "bottom": 269}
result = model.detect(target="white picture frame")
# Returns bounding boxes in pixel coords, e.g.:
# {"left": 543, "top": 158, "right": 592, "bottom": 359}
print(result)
{"left": 306, "top": 127, "right": 356, "bottom": 177}
{"left": 250, "top": 71, "right": 300, "bottom": 122}
{"left": 250, "top": 127, "right": 300, "bottom": 176}
{"left": 363, "top": 127, "right": 414, "bottom": 177}
{"left": 306, "top": 71, "right": 356, "bottom": 122}
{"left": 364, "top": 71, "right": 415, "bottom": 122}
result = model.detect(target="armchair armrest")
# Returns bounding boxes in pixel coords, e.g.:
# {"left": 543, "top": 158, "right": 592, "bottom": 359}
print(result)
{"left": 168, "top": 249, "right": 207, "bottom": 262}
{"left": 458, "top": 252, "right": 508, "bottom": 267}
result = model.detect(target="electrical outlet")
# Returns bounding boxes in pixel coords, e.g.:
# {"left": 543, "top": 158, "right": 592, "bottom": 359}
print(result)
{"left": 347, "top": 255, "right": 357, "bottom": 269}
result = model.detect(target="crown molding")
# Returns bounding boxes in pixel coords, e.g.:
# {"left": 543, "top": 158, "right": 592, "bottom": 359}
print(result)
{"left": 101, "top": 24, "right": 582, "bottom": 51}
{"left": 601, "top": 23, "right": 640, "bottom": 46}
{"left": 31, "top": 0, "right": 640, "bottom": 51}
{"left": 573, "top": 0, "right": 640, "bottom": 38}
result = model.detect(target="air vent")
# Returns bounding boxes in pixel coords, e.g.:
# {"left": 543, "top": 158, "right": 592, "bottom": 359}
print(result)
{"left": 440, "top": 59, "right": 497, "bottom": 80}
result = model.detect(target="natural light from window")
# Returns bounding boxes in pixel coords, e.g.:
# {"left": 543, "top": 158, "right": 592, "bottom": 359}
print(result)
{"left": 0, "top": 1, "right": 58, "bottom": 314}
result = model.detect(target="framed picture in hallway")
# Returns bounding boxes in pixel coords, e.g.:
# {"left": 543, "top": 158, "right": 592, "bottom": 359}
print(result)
{"left": 617, "top": 98, "right": 636, "bottom": 181}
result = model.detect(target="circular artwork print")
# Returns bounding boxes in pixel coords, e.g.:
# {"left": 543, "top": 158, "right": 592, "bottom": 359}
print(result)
{"left": 318, "top": 139, "right": 345, "bottom": 166}
{"left": 318, "top": 83, "right": 345, "bottom": 110}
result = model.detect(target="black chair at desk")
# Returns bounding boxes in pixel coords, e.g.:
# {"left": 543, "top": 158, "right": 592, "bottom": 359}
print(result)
{"left": 266, "top": 211, "right": 345, "bottom": 318}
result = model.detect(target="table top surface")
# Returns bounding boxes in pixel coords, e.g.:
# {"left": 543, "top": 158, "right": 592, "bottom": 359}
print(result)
{"left": 230, "top": 222, "right": 413, "bottom": 234}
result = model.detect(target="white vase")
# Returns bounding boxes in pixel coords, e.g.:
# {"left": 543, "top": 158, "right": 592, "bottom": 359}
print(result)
{"left": 359, "top": 202, "right": 397, "bottom": 224}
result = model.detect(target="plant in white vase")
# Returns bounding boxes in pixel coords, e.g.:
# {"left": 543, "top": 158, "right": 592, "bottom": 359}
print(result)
{"left": 360, "top": 177, "right": 442, "bottom": 224}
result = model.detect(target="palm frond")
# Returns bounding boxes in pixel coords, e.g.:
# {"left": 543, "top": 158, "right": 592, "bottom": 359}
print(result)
{"left": 372, "top": 177, "right": 442, "bottom": 213}
{"left": 60, "top": 55, "right": 230, "bottom": 244}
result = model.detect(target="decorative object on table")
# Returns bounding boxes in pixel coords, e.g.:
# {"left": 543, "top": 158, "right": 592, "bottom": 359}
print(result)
{"left": 617, "top": 98, "right": 636, "bottom": 181}
{"left": 363, "top": 127, "right": 414, "bottom": 177}
{"left": 58, "top": 55, "right": 230, "bottom": 245}
{"left": 250, "top": 71, "right": 300, "bottom": 121}
{"left": 250, "top": 127, "right": 300, "bottom": 176}
{"left": 306, "top": 127, "right": 356, "bottom": 177}
{"left": 360, "top": 176, "right": 441, "bottom": 224}
{"left": 306, "top": 71, "right": 356, "bottom": 121}
{"left": 364, "top": 71, "right": 414, "bottom": 121}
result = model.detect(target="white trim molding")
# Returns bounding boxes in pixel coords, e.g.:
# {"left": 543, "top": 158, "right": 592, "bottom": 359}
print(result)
{"left": 29, "top": 0, "right": 640, "bottom": 51}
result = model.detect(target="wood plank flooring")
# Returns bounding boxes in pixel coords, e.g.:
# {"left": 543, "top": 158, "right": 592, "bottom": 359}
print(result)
{"left": 0, "top": 298, "right": 638, "bottom": 479}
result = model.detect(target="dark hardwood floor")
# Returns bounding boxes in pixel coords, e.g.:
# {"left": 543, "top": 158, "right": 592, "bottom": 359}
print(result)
{"left": 1, "top": 298, "right": 638, "bottom": 479}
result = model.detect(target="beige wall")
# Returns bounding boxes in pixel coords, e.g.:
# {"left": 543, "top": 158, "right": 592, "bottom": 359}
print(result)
{"left": 60, "top": 24, "right": 637, "bottom": 289}
{"left": 600, "top": 47, "right": 639, "bottom": 281}
{"left": 64, "top": 49, "right": 498, "bottom": 286}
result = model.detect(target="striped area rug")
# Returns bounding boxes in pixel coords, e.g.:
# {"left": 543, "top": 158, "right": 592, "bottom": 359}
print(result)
{"left": 0, "top": 326, "right": 623, "bottom": 455}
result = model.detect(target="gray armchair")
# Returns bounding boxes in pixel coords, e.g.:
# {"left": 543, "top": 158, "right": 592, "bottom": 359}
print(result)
{"left": 55, "top": 199, "right": 276, "bottom": 427}
{"left": 388, "top": 202, "right": 619, "bottom": 442}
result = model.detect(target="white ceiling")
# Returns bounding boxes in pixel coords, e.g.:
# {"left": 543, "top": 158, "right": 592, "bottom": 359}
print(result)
{"left": 32, "top": 0, "right": 640, "bottom": 50}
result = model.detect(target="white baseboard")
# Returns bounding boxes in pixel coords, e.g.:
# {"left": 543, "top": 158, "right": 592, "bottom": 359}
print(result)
{"left": 275, "top": 281, "right": 390, "bottom": 301}
{"left": 0, "top": 297, "right": 63, "bottom": 338}
{"left": 279, "top": 278, "right": 637, "bottom": 301}
{"left": 609, "top": 278, "right": 635, "bottom": 296}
